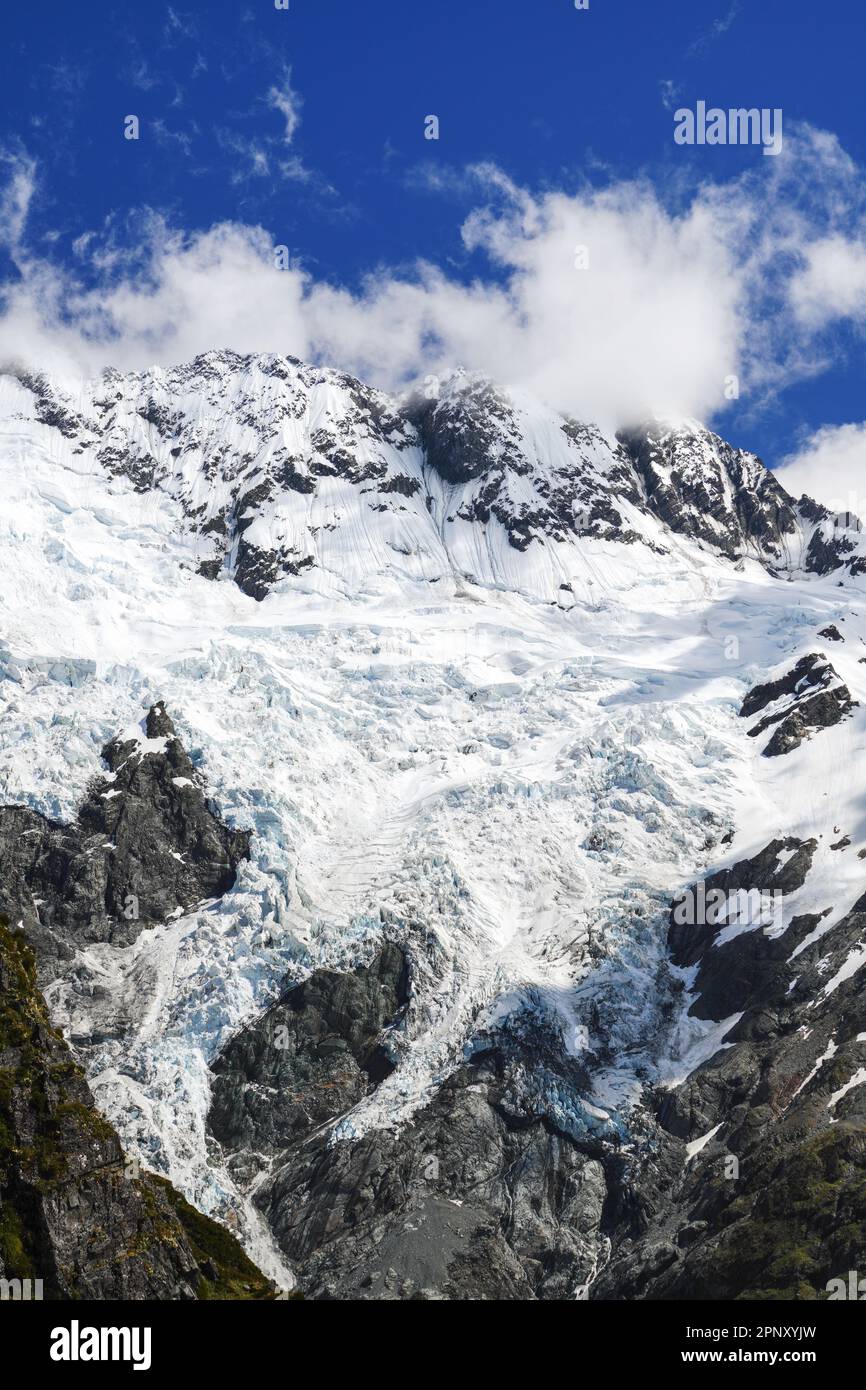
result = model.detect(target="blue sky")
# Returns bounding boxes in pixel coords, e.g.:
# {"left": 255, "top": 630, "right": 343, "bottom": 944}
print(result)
{"left": 2, "top": 0, "right": 866, "bottom": 493}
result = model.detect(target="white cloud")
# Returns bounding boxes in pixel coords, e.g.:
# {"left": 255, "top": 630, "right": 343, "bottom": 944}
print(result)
{"left": 0, "top": 175, "right": 745, "bottom": 427}
{"left": 126, "top": 57, "right": 161, "bottom": 92}
{"left": 164, "top": 7, "right": 198, "bottom": 43}
{"left": 687, "top": 2, "right": 741, "bottom": 56}
{"left": 2, "top": 127, "right": 866, "bottom": 437}
{"left": 216, "top": 130, "right": 271, "bottom": 182}
{"left": 789, "top": 234, "right": 866, "bottom": 328}
{"left": 153, "top": 119, "right": 197, "bottom": 159}
{"left": 777, "top": 423, "right": 866, "bottom": 515}
{"left": 659, "top": 79, "right": 682, "bottom": 112}
{"left": 268, "top": 70, "right": 302, "bottom": 145}
{"left": 0, "top": 150, "right": 37, "bottom": 251}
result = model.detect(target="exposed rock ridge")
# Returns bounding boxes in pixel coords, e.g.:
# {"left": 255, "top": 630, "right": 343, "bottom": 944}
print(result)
{"left": 0, "top": 918, "right": 273, "bottom": 1300}
{"left": 0, "top": 703, "right": 249, "bottom": 982}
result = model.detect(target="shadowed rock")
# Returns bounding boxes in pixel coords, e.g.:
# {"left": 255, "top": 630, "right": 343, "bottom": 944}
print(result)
{"left": 739, "top": 654, "right": 857, "bottom": 757}
{"left": 0, "top": 918, "right": 273, "bottom": 1300}
{"left": 209, "top": 944, "right": 409, "bottom": 1156}
{"left": 0, "top": 704, "right": 249, "bottom": 981}
{"left": 254, "top": 1020, "right": 612, "bottom": 1301}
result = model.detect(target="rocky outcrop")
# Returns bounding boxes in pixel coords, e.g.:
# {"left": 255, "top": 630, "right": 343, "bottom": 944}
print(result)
{"left": 761, "top": 688, "right": 857, "bottom": 757}
{"left": 253, "top": 1017, "right": 614, "bottom": 1301}
{"left": 594, "top": 871, "right": 866, "bottom": 1301}
{"left": 206, "top": 953, "right": 630, "bottom": 1301}
{"left": 0, "top": 704, "right": 249, "bottom": 981}
{"left": 739, "top": 654, "right": 857, "bottom": 757}
{"left": 209, "top": 944, "right": 409, "bottom": 1159}
{"left": 617, "top": 421, "right": 801, "bottom": 561}
{"left": 0, "top": 918, "right": 273, "bottom": 1300}
{"left": 221, "top": 823, "right": 864, "bottom": 1302}
{"left": 805, "top": 525, "right": 860, "bottom": 576}
{"left": 13, "top": 355, "right": 866, "bottom": 600}
{"left": 668, "top": 836, "right": 817, "bottom": 1002}
{"left": 740, "top": 653, "right": 834, "bottom": 720}
{"left": 405, "top": 378, "right": 648, "bottom": 555}
{"left": 408, "top": 376, "right": 527, "bottom": 487}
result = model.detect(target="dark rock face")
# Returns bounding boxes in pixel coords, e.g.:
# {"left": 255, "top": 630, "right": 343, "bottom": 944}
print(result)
{"left": 406, "top": 382, "right": 649, "bottom": 556}
{"left": 761, "top": 688, "right": 857, "bottom": 757}
{"left": 616, "top": 424, "right": 866, "bottom": 577}
{"left": 740, "top": 653, "right": 833, "bottom": 720}
{"left": 0, "top": 705, "right": 249, "bottom": 981}
{"left": 805, "top": 526, "right": 858, "bottom": 576}
{"left": 0, "top": 920, "right": 272, "bottom": 1300}
{"left": 231, "top": 846, "right": 866, "bottom": 1302}
{"left": 667, "top": 835, "right": 828, "bottom": 1029}
{"left": 408, "top": 378, "right": 529, "bottom": 486}
{"left": 209, "top": 944, "right": 409, "bottom": 1157}
{"left": 206, "top": 963, "right": 625, "bottom": 1301}
{"left": 234, "top": 533, "right": 314, "bottom": 602}
{"left": 617, "top": 422, "right": 800, "bottom": 561}
{"left": 739, "top": 654, "right": 857, "bottom": 757}
{"left": 594, "top": 870, "right": 866, "bottom": 1302}
{"left": 253, "top": 1023, "right": 612, "bottom": 1301}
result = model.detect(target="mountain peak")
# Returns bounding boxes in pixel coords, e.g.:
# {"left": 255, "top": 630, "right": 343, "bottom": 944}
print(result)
{"left": 3, "top": 354, "right": 865, "bottom": 603}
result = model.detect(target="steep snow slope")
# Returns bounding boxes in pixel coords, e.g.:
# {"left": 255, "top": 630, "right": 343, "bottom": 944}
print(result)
{"left": 5, "top": 354, "right": 863, "bottom": 609}
{"left": 1, "top": 354, "right": 866, "bottom": 1288}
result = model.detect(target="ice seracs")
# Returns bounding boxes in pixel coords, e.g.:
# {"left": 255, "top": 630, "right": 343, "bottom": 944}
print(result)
{"left": 1, "top": 351, "right": 866, "bottom": 1297}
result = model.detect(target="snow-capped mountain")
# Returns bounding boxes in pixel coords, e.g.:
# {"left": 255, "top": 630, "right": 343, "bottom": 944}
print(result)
{"left": 1, "top": 352, "right": 865, "bottom": 1299}
{"left": 7, "top": 352, "right": 863, "bottom": 606}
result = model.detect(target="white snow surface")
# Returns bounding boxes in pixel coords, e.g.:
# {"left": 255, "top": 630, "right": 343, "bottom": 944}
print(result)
{"left": 3, "top": 356, "right": 866, "bottom": 1278}
{"left": 685, "top": 1122, "right": 724, "bottom": 1162}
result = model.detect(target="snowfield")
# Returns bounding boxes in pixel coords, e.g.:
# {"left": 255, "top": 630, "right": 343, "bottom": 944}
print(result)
{"left": 2, "top": 358, "right": 866, "bottom": 1281}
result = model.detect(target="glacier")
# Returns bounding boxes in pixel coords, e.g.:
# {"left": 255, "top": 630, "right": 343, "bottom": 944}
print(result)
{"left": 2, "top": 353, "right": 866, "bottom": 1290}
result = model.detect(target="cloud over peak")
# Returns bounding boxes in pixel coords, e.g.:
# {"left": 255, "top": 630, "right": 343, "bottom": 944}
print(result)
{"left": 2, "top": 126, "right": 866, "bottom": 445}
